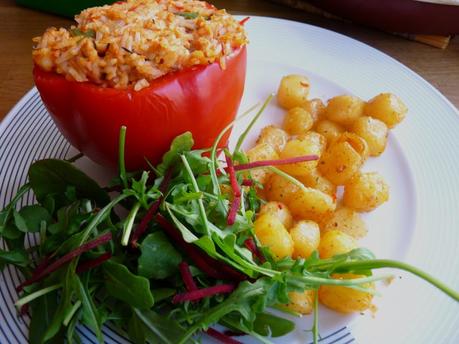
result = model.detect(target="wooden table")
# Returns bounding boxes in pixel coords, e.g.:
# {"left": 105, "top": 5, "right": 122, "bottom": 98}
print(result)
{"left": 1, "top": 0, "right": 458, "bottom": 119}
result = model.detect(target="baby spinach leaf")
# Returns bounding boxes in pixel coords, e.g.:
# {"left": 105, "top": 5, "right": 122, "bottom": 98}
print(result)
{"left": 0, "top": 249, "right": 29, "bottom": 270}
{"left": 133, "top": 308, "right": 186, "bottom": 344}
{"left": 252, "top": 312, "right": 295, "bottom": 337}
{"left": 103, "top": 260, "right": 154, "bottom": 309}
{"left": 28, "top": 159, "right": 109, "bottom": 209}
{"left": 157, "top": 132, "right": 194, "bottom": 176}
{"left": 15, "top": 205, "right": 51, "bottom": 233}
{"left": 138, "top": 232, "right": 181, "bottom": 279}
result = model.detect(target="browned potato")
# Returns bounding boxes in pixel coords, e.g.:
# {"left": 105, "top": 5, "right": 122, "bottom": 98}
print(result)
{"left": 343, "top": 172, "right": 389, "bottom": 212}
{"left": 283, "top": 107, "right": 314, "bottom": 135}
{"left": 318, "top": 133, "right": 368, "bottom": 185}
{"left": 297, "top": 169, "right": 337, "bottom": 197}
{"left": 288, "top": 187, "right": 336, "bottom": 222}
{"left": 296, "top": 131, "right": 327, "bottom": 157}
{"left": 279, "top": 139, "right": 320, "bottom": 177}
{"left": 290, "top": 220, "right": 321, "bottom": 258}
{"left": 277, "top": 75, "right": 310, "bottom": 109}
{"left": 319, "top": 230, "right": 358, "bottom": 259}
{"left": 315, "top": 119, "right": 345, "bottom": 146}
{"left": 246, "top": 143, "right": 279, "bottom": 185}
{"left": 325, "top": 95, "right": 365, "bottom": 127}
{"left": 304, "top": 98, "right": 326, "bottom": 123}
{"left": 258, "top": 201, "right": 294, "bottom": 229}
{"left": 285, "top": 290, "right": 315, "bottom": 314}
{"left": 264, "top": 173, "right": 301, "bottom": 205}
{"left": 254, "top": 213, "right": 294, "bottom": 259}
{"left": 321, "top": 206, "right": 367, "bottom": 239}
{"left": 364, "top": 93, "right": 407, "bottom": 128}
{"left": 319, "top": 273, "right": 374, "bottom": 313}
{"left": 256, "top": 125, "right": 289, "bottom": 153}
{"left": 351, "top": 116, "right": 388, "bottom": 156}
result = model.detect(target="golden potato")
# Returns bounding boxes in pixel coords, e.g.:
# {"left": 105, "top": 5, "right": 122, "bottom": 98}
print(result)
{"left": 297, "top": 169, "right": 337, "bottom": 197}
{"left": 285, "top": 290, "right": 315, "bottom": 314}
{"left": 279, "top": 139, "right": 320, "bottom": 177}
{"left": 258, "top": 201, "right": 293, "bottom": 229}
{"left": 364, "top": 93, "right": 407, "bottom": 128}
{"left": 296, "top": 131, "right": 327, "bottom": 157}
{"left": 318, "top": 133, "right": 368, "bottom": 185}
{"left": 290, "top": 220, "right": 320, "bottom": 259}
{"left": 304, "top": 98, "right": 326, "bottom": 123}
{"left": 351, "top": 116, "right": 388, "bottom": 156}
{"left": 277, "top": 74, "right": 310, "bottom": 109}
{"left": 288, "top": 187, "right": 336, "bottom": 222}
{"left": 314, "top": 119, "right": 345, "bottom": 146}
{"left": 256, "top": 125, "right": 289, "bottom": 153}
{"left": 321, "top": 206, "right": 367, "bottom": 239}
{"left": 264, "top": 173, "right": 301, "bottom": 204}
{"left": 325, "top": 95, "right": 365, "bottom": 127}
{"left": 343, "top": 172, "right": 389, "bottom": 212}
{"left": 319, "top": 273, "right": 374, "bottom": 313}
{"left": 254, "top": 213, "right": 294, "bottom": 259}
{"left": 318, "top": 230, "right": 358, "bottom": 259}
{"left": 246, "top": 143, "right": 279, "bottom": 185}
{"left": 283, "top": 107, "right": 314, "bottom": 135}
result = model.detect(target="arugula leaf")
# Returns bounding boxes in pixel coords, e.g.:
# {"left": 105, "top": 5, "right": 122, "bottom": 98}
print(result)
{"left": 252, "top": 312, "right": 295, "bottom": 337}
{"left": 75, "top": 276, "right": 103, "bottom": 342}
{"left": 103, "top": 260, "right": 154, "bottom": 309}
{"left": 128, "top": 312, "right": 146, "bottom": 344}
{"left": 14, "top": 205, "right": 51, "bottom": 233}
{"left": 157, "top": 132, "right": 194, "bottom": 176}
{"left": 133, "top": 308, "right": 186, "bottom": 344}
{"left": 28, "top": 159, "right": 109, "bottom": 209}
{"left": 138, "top": 232, "right": 181, "bottom": 279}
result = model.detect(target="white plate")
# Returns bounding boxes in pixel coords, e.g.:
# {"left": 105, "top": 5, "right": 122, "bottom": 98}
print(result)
{"left": 1, "top": 16, "right": 458, "bottom": 344}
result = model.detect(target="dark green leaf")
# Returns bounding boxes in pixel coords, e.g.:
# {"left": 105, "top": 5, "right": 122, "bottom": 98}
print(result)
{"left": 252, "top": 312, "right": 295, "bottom": 337}
{"left": 157, "top": 132, "right": 194, "bottom": 175}
{"left": 0, "top": 249, "right": 29, "bottom": 270}
{"left": 138, "top": 232, "right": 181, "bottom": 279}
{"left": 128, "top": 312, "right": 146, "bottom": 344}
{"left": 103, "top": 260, "right": 154, "bottom": 309}
{"left": 28, "top": 159, "right": 109, "bottom": 209}
{"left": 13, "top": 210, "right": 28, "bottom": 232}
{"left": 29, "top": 288, "right": 59, "bottom": 344}
{"left": 152, "top": 288, "right": 176, "bottom": 303}
{"left": 75, "top": 277, "right": 104, "bottom": 343}
{"left": 133, "top": 308, "right": 186, "bottom": 344}
{"left": 16, "top": 205, "right": 51, "bottom": 233}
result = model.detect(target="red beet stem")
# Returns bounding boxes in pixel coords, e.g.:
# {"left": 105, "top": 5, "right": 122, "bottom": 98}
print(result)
{"left": 223, "top": 330, "right": 245, "bottom": 337}
{"left": 225, "top": 155, "right": 241, "bottom": 198}
{"left": 241, "top": 179, "right": 253, "bottom": 187}
{"left": 227, "top": 196, "right": 241, "bottom": 226}
{"left": 207, "top": 328, "right": 243, "bottom": 344}
{"left": 239, "top": 17, "right": 250, "bottom": 26}
{"left": 156, "top": 214, "right": 246, "bottom": 281}
{"left": 16, "top": 232, "right": 112, "bottom": 291}
{"left": 233, "top": 155, "right": 319, "bottom": 171}
{"left": 76, "top": 252, "right": 112, "bottom": 274}
{"left": 172, "top": 284, "right": 235, "bottom": 303}
{"left": 130, "top": 168, "right": 173, "bottom": 247}
{"left": 244, "top": 238, "right": 265, "bottom": 263}
{"left": 179, "top": 261, "right": 198, "bottom": 292}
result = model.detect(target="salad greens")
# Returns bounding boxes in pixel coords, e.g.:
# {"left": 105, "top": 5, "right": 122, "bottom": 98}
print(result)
{"left": 0, "top": 102, "right": 458, "bottom": 344}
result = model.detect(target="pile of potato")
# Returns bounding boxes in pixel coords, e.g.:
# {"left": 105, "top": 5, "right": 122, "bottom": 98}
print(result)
{"left": 249, "top": 74, "right": 407, "bottom": 314}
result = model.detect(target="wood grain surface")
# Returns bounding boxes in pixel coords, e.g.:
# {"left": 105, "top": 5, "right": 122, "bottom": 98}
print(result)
{"left": 0, "top": 0, "right": 457, "bottom": 120}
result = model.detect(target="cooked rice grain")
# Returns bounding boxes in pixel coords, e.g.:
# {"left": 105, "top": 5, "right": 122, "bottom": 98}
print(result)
{"left": 32, "top": 0, "right": 247, "bottom": 90}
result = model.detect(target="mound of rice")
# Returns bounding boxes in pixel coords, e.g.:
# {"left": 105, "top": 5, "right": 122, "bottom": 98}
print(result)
{"left": 32, "top": 0, "right": 248, "bottom": 91}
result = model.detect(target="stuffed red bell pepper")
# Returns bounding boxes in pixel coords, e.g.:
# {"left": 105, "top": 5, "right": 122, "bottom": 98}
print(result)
{"left": 32, "top": 0, "right": 247, "bottom": 170}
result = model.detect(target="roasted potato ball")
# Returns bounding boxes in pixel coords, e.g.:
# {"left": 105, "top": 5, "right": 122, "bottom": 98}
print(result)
{"left": 264, "top": 173, "right": 301, "bottom": 205}
{"left": 315, "top": 119, "right": 345, "bottom": 146}
{"left": 258, "top": 201, "right": 294, "bottom": 229}
{"left": 285, "top": 290, "right": 315, "bottom": 314}
{"left": 319, "top": 230, "right": 358, "bottom": 259}
{"left": 304, "top": 98, "right": 326, "bottom": 123}
{"left": 277, "top": 74, "right": 310, "bottom": 109}
{"left": 351, "top": 116, "right": 388, "bottom": 156}
{"left": 246, "top": 143, "right": 279, "bottom": 185}
{"left": 288, "top": 187, "right": 336, "bottom": 222}
{"left": 343, "top": 172, "right": 389, "bottom": 212}
{"left": 325, "top": 95, "right": 365, "bottom": 127}
{"left": 290, "top": 220, "right": 321, "bottom": 259}
{"left": 279, "top": 138, "right": 320, "bottom": 177}
{"left": 256, "top": 125, "right": 289, "bottom": 153}
{"left": 254, "top": 213, "right": 294, "bottom": 259}
{"left": 283, "top": 107, "right": 314, "bottom": 135}
{"left": 364, "top": 93, "right": 407, "bottom": 128}
{"left": 321, "top": 206, "right": 367, "bottom": 239}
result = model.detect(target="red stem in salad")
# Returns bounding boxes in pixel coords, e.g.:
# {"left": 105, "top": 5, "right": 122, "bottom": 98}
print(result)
{"left": 225, "top": 154, "right": 241, "bottom": 197}
{"left": 156, "top": 214, "right": 246, "bottom": 281}
{"left": 172, "top": 284, "right": 235, "bottom": 303}
{"left": 233, "top": 155, "right": 319, "bottom": 171}
{"left": 76, "top": 252, "right": 112, "bottom": 274}
{"left": 130, "top": 168, "right": 173, "bottom": 247}
{"left": 227, "top": 195, "right": 241, "bottom": 226}
{"left": 16, "top": 232, "right": 112, "bottom": 291}
{"left": 179, "top": 261, "right": 198, "bottom": 292}
{"left": 239, "top": 17, "right": 250, "bottom": 26}
{"left": 241, "top": 179, "right": 253, "bottom": 187}
{"left": 207, "top": 328, "right": 243, "bottom": 344}
{"left": 244, "top": 238, "right": 265, "bottom": 263}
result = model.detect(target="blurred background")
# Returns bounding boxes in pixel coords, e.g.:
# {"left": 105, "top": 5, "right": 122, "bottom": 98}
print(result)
{"left": 0, "top": 0, "right": 458, "bottom": 117}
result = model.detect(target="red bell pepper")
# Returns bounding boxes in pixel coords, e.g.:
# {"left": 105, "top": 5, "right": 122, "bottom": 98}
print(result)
{"left": 33, "top": 46, "right": 247, "bottom": 170}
